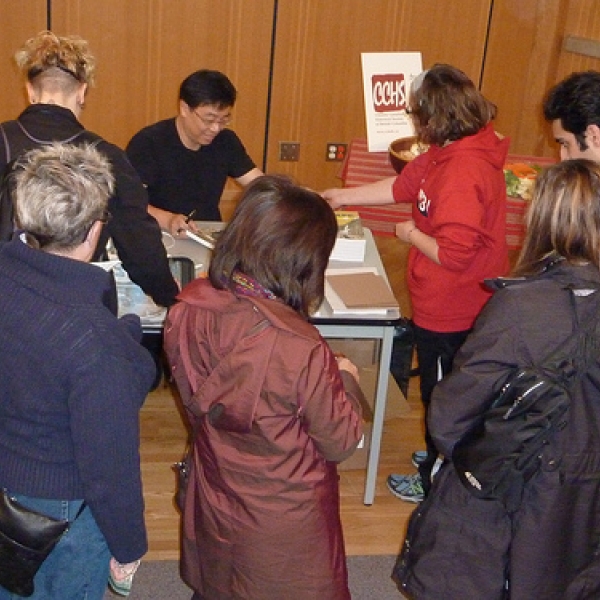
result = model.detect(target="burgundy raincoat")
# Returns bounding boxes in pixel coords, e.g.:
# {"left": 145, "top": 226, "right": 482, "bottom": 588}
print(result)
{"left": 165, "top": 278, "right": 364, "bottom": 599}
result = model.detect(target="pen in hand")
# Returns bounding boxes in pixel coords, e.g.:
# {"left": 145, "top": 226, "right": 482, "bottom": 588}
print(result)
{"left": 176, "top": 210, "right": 198, "bottom": 237}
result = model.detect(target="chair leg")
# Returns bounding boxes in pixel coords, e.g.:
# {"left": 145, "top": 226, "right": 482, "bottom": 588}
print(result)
{"left": 389, "top": 320, "right": 415, "bottom": 398}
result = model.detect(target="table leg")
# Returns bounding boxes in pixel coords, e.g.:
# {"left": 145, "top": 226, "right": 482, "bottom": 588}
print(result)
{"left": 363, "top": 325, "right": 394, "bottom": 505}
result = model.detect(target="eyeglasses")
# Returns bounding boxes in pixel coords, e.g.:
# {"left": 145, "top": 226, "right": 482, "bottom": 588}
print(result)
{"left": 192, "top": 109, "right": 232, "bottom": 129}
{"left": 98, "top": 210, "right": 112, "bottom": 224}
{"left": 81, "top": 210, "right": 111, "bottom": 243}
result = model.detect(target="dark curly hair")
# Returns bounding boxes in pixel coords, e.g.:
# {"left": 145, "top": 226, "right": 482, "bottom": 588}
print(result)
{"left": 543, "top": 71, "right": 600, "bottom": 152}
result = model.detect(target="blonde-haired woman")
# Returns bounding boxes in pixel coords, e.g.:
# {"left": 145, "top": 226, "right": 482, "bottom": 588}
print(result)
{"left": 1, "top": 30, "right": 178, "bottom": 309}
{"left": 395, "top": 160, "right": 600, "bottom": 599}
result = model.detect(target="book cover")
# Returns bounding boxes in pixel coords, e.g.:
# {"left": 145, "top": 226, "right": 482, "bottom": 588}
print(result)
{"left": 326, "top": 271, "right": 398, "bottom": 309}
{"left": 331, "top": 211, "right": 366, "bottom": 262}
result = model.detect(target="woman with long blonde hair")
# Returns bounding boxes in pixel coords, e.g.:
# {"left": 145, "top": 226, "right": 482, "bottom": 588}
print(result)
{"left": 396, "top": 159, "right": 600, "bottom": 599}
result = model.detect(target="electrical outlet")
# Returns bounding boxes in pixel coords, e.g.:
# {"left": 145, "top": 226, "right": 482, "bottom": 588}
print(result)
{"left": 326, "top": 143, "right": 347, "bottom": 162}
{"left": 279, "top": 142, "right": 300, "bottom": 161}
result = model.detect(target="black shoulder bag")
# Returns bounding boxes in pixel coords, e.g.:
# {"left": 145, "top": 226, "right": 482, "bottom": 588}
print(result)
{"left": 452, "top": 288, "right": 598, "bottom": 513}
{"left": 0, "top": 490, "right": 86, "bottom": 597}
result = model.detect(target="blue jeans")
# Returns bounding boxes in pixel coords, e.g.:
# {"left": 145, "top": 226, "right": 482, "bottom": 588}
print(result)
{"left": 0, "top": 493, "right": 110, "bottom": 600}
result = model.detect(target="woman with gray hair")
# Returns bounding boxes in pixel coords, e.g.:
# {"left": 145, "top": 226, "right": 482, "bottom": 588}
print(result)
{"left": 0, "top": 143, "right": 155, "bottom": 599}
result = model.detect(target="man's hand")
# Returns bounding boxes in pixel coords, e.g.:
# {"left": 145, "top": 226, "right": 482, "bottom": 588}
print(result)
{"left": 170, "top": 213, "right": 199, "bottom": 239}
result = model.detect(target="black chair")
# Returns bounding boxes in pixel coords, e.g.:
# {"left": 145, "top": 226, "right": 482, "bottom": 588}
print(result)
{"left": 169, "top": 256, "right": 196, "bottom": 289}
{"left": 143, "top": 256, "right": 196, "bottom": 390}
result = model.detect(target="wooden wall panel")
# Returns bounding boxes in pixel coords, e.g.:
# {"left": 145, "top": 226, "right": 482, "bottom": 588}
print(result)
{"left": 50, "top": 1, "right": 153, "bottom": 147}
{"left": 267, "top": 0, "right": 492, "bottom": 190}
{"left": 556, "top": 2, "right": 600, "bottom": 87}
{"left": 6, "top": 1, "right": 600, "bottom": 197}
{"left": 51, "top": 0, "right": 274, "bottom": 168}
{"left": 482, "top": 0, "right": 600, "bottom": 158}
{"left": 49, "top": 0, "right": 273, "bottom": 214}
{"left": 0, "top": 2, "right": 47, "bottom": 124}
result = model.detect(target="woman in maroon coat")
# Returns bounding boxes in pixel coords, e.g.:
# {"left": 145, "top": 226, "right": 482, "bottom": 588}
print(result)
{"left": 164, "top": 175, "right": 364, "bottom": 599}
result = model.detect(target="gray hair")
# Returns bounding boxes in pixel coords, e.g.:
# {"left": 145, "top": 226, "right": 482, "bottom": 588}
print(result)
{"left": 14, "top": 143, "right": 114, "bottom": 252}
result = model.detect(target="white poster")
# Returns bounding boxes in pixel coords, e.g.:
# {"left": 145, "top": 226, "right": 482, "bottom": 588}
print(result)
{"left": 361, "top": 52, "right": 423, "bottom": 152}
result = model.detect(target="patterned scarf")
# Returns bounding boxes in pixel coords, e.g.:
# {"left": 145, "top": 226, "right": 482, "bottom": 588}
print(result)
{"left": 231, "top": 270, "right": 277, "bottom": 301}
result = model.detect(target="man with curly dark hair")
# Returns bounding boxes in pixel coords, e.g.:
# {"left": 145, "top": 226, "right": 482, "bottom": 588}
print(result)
{"left": 543, "top": 70, "right": 600, "bottom": 163}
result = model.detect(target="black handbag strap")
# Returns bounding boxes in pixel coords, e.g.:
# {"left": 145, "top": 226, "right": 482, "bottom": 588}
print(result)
{"left": 70, "top": 500, "right": 87, "bottom": 523}
{"left": 1, "top": 489, "right": 87, "bottom": 527}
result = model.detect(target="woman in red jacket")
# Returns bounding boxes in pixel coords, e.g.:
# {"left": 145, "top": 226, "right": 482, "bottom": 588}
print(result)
{"left": 164, "top": 175, "right": 364, "bottom": 600}
{"left": 324, "top": 64, "right": 509, "bottom": 501}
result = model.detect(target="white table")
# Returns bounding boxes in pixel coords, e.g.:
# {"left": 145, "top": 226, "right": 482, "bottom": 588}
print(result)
{"left": 145, "top": 224, "right": 402, "bottom": 505}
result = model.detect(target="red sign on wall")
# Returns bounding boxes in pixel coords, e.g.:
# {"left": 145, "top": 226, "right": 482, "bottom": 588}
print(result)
{"left": 371, "top": 74, "right": 408, "bottom": 113}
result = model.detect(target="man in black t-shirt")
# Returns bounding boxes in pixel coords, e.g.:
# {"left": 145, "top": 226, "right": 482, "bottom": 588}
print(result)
{"left": 126, "top": 70, "right": 263, "bottom": 236}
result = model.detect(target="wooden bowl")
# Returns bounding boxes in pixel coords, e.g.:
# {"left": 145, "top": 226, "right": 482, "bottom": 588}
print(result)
{"left": 389, "top": 136, "right": 427, "bottom": 173}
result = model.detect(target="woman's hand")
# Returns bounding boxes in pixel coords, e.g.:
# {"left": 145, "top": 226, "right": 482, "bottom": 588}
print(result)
{"left": 395, "top": 219, "right": 417, "bottom": 244}
{"left": 335, "top": 355, "right": 360, "bottom": 382}
{"left": 396, "top": 219, "right": 441, "bottom": 264}
{"left": 321, "top": 188, "right": 347, "bottom": 210}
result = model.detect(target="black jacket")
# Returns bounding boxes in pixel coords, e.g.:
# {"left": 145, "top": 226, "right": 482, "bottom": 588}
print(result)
{"left": 397, "top": 261, "right": 600, "bottom": 600}
{"left": 0, "top": 104, "right": 178, "bottom": 307}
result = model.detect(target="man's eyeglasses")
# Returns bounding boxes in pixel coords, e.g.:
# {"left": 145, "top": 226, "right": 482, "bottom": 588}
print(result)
{"left": 192, "top": 109, "right": 232, "bottom": 129}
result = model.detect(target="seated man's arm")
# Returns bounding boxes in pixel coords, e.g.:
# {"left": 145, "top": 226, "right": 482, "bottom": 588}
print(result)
{"left": 235, "top": 167, "right": 263, "bottom": 187}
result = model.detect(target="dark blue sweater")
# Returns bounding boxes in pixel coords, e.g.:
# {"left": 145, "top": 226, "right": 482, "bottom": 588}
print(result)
{"left": 0, "top": 236, "right": 156, "bottom": 562}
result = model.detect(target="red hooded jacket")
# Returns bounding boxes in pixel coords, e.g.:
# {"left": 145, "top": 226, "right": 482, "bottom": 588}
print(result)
{"left": 393, "top": 123, "right": 510, "bottom": 332}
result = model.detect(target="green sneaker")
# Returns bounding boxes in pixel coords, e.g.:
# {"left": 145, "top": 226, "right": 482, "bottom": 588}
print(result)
{"left": 386, "top": 473, "right": 424, "bottom": 503}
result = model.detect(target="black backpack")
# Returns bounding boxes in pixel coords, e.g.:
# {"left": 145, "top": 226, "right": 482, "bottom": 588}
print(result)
{"left": 452, "top": 283, "right": 600, "bottom": 512}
